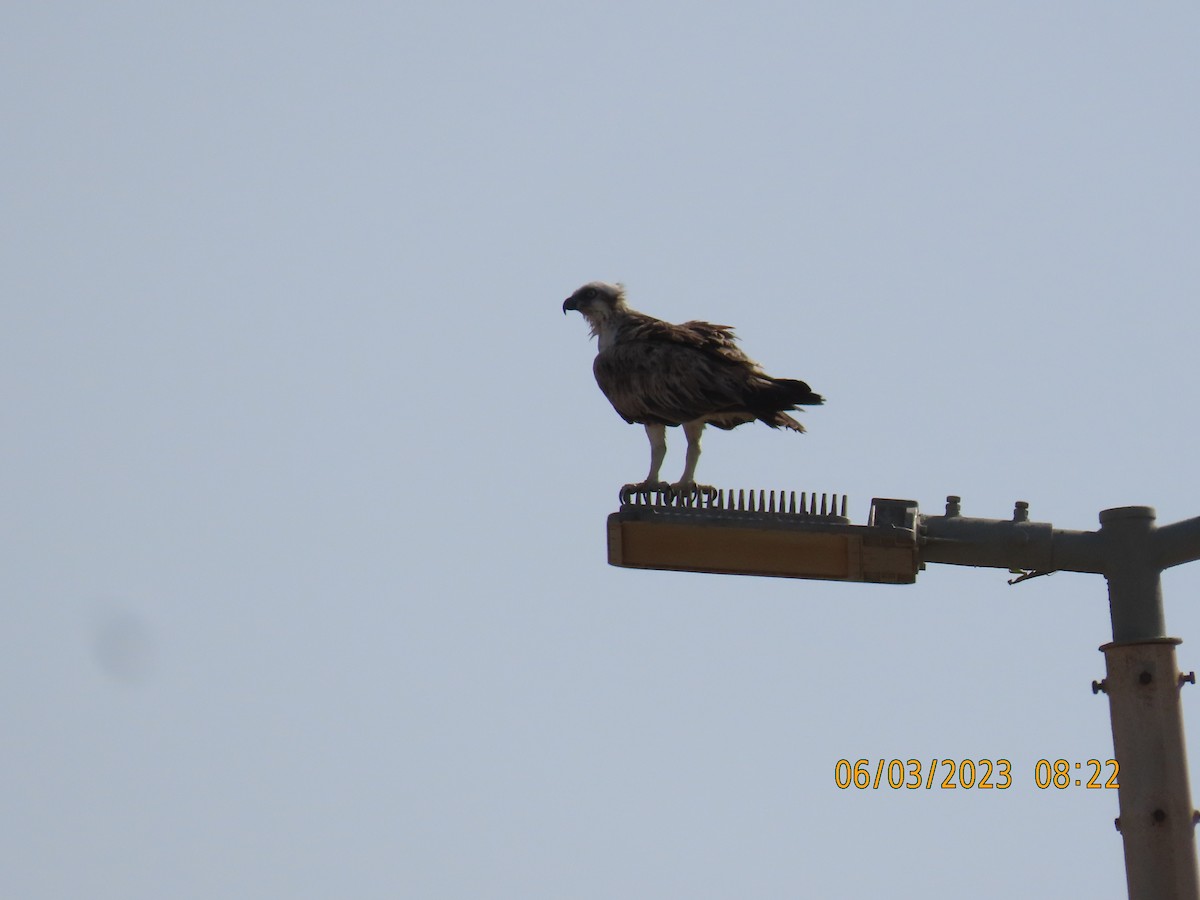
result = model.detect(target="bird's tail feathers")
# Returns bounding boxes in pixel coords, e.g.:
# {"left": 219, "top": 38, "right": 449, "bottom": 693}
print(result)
{"left": 749, "top": 378, "right": 822, "bottom": 430}
{"left": 768, "top": 412, "right": 806, "bottom": 432}
{"left": 772, "top": 378, "right": 824, "bottom": 407}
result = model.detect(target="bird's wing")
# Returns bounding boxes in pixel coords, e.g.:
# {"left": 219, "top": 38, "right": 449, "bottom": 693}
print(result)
{"left": 630, "top": 317, "right": 760, "bottom": 367}
{"left": 593, "top": 317, "right": 767, "bottom": 425}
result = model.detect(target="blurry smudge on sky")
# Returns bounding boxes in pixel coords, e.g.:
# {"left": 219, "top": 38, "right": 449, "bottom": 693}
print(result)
{"left": 91, "top": 609, "right": 155, "bottom": 684}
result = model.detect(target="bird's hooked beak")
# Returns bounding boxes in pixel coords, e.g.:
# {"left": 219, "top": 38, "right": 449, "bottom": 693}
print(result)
{"left": 562, "top": 296, "right": 578, "bottom": 314}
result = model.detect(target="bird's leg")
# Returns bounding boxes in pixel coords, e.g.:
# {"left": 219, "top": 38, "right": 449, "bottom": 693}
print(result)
{"left": 672, "top": 420, "right": 706, "bottom": 492}
{"left": 635, "top": 423, "right": 669, "bottom": 490}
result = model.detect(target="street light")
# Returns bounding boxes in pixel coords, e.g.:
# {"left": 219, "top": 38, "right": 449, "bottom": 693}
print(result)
{"left": 607, "top": 489, "right": 1200, "bottom": 900}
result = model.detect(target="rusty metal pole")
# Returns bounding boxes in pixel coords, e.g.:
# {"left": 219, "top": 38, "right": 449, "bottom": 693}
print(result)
{"left": 1099, "top": 507, "right": 1200, "bottom": 900}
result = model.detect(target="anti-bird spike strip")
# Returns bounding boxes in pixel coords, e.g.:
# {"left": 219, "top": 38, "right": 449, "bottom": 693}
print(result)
{"left": 617, "top": 485, "right": 850, "bottom": 523}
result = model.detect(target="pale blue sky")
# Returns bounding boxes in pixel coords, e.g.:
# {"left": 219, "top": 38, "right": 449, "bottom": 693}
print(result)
{"left": 3, "top": 3, "right": 1199, "bottom": 897}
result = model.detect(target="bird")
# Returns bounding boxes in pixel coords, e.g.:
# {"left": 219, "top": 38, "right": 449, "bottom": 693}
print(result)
{"left": 562, "top": 281, "right": 823, "bottom": 493}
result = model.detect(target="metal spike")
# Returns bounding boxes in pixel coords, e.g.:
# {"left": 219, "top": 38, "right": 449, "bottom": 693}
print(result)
{"left": 749, "top": 491, "right": 756, "bottom": 512}
{"left": 738, "top": 489, "right": 745, "bottom": 511}
{"left": 769, "top": 490, "right": 776, "bottom": 513}
{"left": 841, "top": 495, "right": 847, "bottom": 517}
{"left": 821, "top": 494, "right": 828, "bottom": 516}
{"left": 789, "top": 491, "right": 796, "bottom": 514}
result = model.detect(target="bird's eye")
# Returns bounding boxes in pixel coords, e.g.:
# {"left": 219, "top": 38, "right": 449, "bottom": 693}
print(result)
{"left": 583, "top": 287, "right": 597, "bottom": 299}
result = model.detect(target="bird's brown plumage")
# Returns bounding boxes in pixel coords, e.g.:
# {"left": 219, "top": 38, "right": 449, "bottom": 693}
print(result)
{"left": 562, "top": 281, "right": 823, "bottom": 488}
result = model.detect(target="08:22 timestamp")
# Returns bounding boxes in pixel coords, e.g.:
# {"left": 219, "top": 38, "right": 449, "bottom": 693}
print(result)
{"left": 1034, "top": 759, "right": 1119, "bottom": 790}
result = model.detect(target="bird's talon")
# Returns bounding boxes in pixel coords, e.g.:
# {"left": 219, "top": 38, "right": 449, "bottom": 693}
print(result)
{"left": 620, "top": 481, "right": 672, "bottom": 503}
{"left": 669, "top": 482, "right": 715, "bottom": 498}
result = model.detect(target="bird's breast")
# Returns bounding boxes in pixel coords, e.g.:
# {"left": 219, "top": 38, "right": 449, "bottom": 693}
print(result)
{"left": 596, "top": 323, "right": 620, "bottom": 352}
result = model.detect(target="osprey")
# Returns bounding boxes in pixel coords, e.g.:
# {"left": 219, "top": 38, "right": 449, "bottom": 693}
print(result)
{"left": 563, "top": 281, "right": 823, "bottom": 491}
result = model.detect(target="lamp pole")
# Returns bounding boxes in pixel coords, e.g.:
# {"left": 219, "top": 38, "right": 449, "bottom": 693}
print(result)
{"left": 1097, "top": 507, "right": 1198, "bottom": 900}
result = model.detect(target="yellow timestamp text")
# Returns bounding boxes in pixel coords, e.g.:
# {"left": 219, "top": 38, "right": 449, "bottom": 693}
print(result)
{"left": 1033, "top": 759, "right": 1119, "bottom": 790}
{"left": 834, "top": 758, "right": 1013, "bottom": 790}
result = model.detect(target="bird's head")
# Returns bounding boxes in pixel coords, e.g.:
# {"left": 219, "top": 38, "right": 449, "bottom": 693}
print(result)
{"left": 562, "top": 281, "right": 627, "bottom": 322}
